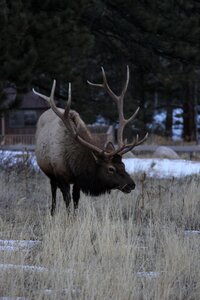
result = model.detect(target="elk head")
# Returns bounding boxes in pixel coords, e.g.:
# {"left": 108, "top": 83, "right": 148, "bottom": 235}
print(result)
{"left": 85, "top": 66, "right": 148, "bottom": 194}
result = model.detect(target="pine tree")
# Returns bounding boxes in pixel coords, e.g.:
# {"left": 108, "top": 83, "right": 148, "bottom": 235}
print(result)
{"left": 82, "top": 0, "right": 200, "bottom": 140}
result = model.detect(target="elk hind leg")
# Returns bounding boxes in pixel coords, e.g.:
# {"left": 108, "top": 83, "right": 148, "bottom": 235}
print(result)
{"left": 72, "top": 184, "right": 80, "bottom": 209}
{"left": 50, "top": 177, "right": 57, "bottom": 216}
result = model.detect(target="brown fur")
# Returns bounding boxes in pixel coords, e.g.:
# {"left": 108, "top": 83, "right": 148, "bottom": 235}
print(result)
{"left": 36, "top": 108, "right": 135, "bottom": 215}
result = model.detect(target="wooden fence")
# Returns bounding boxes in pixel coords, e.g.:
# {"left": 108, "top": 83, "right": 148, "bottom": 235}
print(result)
{"left": 1, "top": 135, "right": 35, "bottom": 145}
{"left": 0, "top": 125, "right": 114, "bottom": 148}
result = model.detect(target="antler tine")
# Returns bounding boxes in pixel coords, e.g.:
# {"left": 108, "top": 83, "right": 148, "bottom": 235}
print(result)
{"left": 121, "top": 65, "right": 130, "bottom": 98}
{"left": 100, "top": 66, "right": 131, "bottom": 148}
{"left": 102, "top": 133, "right": 148, "bottom": 158}
{"left": 118, "top": 132, "right": 149, "bottom": 156}
{"left": 87, "top": 67, "right": 118, "bottom": 103}
{"left": 64, "top": 82, "right": 71, "bottom": 118}
{"left": 32, "top": 86, "right": 51, "bottom": 103}
{"left": 33, "top": 80, "right": 64, "bottom": 122}
{"left": 115, "top": 66, "right": 132, "bottom": 147}
{"left": 49, "top": 80, "right": 66, "bottom": 121}
{"left": 33, "top": 81, "right": 106, "bottom": 155}
{"left": 101, "top": 67, "right": 119, "bottom": 102}
{"left": 127, "top": 106, "right": 140, "bottom": 123}
{"left": 33, "top": 81, "right": 76, "bottom": 135}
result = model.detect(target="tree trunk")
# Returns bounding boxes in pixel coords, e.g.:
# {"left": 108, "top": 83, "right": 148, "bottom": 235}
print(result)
{"left": 165, "top": 97, "right": 173, "bottom": 138}
{"left": 182, "top": 81, "right": 196, "bottom": 141}
{"left": 137, "top": 71, "right": 147, "bottom": 131}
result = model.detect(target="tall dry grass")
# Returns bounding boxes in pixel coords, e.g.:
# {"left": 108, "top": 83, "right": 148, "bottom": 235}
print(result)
{"left": 0, "top": 161, "right": 200, "bottom": 299}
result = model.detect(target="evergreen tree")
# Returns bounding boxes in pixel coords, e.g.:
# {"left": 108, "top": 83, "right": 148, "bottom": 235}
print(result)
{"left": 82, "top": 0, "right": 200, "bottom": 140}
{"left": 1, "top": 0, "right": 200, "bottom": 140}
{"left": 0, "top": 0, "right": 37, "bottom": 113}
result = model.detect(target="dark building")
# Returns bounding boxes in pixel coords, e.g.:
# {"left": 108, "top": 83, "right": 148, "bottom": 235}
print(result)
{"left": 0, "top": 88, "right": 114, "bottom": 148}
{"left": 0, "top": 88, "right": 49, "bottom": 145}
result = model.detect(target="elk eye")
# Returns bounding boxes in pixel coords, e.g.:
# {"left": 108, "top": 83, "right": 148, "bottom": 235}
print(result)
{"left": 108, "top": 166, "right": 116, "bottom": 174}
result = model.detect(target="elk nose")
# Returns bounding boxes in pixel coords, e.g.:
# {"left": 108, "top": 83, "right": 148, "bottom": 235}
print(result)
{"left": 128, "top": 182, "right": 136, "bottom": 190}
{"left": 121, "top": 182, "right": 135, "bottom": 193}
{"left": 127, "top": 182, "right": 135, "bottom": 191}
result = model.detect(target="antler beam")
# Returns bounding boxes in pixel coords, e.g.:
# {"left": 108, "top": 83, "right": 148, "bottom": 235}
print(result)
{"left": 87, "top": 66, "right": 148, "bottom": 155}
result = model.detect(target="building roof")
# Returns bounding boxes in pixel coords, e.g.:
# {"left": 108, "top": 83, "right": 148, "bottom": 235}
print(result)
{"left": 21, "top": 91, "right": 49, "bottom": 109}
{"left": 4, "top": 87, "right": 49, "bottom": 110}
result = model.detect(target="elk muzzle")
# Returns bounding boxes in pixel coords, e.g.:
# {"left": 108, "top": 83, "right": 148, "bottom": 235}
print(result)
{"left": 120, "top": 181, "right": 135, "bottom": 194}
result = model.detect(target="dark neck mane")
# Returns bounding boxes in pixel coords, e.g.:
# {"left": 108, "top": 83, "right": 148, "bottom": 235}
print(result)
{"left": 76, "top": 168, "right": 110, "bottom": 196}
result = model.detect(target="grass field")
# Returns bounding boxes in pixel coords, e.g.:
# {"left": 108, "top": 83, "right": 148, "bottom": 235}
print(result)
{"left": 0, "top": 162, "right": 200, "bottom": 299}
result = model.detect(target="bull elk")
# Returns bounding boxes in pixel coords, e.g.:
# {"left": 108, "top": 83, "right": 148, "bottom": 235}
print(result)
{"left": 33, "top": 66, "right": 148, "bottom": 215}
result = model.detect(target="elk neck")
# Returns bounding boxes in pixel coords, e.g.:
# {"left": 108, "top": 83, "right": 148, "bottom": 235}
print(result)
{"left": 71, "top": 152, "right": 111, "bottom": 196}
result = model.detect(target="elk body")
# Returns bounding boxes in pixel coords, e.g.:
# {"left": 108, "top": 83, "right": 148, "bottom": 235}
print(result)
{"left": 33, "top": 67, "right": 147, "bottom": 215}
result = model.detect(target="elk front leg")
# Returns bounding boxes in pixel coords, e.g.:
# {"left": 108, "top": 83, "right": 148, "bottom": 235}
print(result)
{"left": 72, "top": 184, "right": 80, "bottom": 209}
{"left": 57, "top": 179, "right": 71, "bottom": 210}
{"left": 50, "top": 177, "right": 57, "bottom": 216}
{"left": 62, "top": 187, "right": 71, "bottom": 210}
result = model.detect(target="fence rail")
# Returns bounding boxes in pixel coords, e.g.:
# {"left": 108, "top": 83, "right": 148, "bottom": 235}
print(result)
{"left": 0, "top": 126, "right": 114, "bottom": 148}
{"left": 1, "top": 135, "right": 35, "bottom": 145}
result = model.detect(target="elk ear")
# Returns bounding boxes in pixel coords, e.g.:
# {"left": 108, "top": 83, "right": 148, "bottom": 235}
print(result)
{"left": 112, "top": 154, "right": 122, "bottom": 163}
{"left": 104, "top": 141, "right": 115, "bottom": 152}
{"left": 92, "top": 151, "right": 107, "bottom": 164}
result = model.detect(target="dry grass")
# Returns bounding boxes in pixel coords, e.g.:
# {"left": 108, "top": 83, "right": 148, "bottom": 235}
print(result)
{"left": 0, "top": 163, "right": 200, "bottom": 299}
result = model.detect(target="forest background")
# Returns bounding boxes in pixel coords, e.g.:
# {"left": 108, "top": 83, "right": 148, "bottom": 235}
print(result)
{"left": 1, "top": 0, "right": 200, "bottom": 141}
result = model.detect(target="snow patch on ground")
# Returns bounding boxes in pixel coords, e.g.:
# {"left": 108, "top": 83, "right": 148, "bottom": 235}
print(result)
{"left": 0, "top": 263, "right": 46, "bottom": 272}
{"left": 0, "top": 150, "right": 38, "bottom": 169}
{"left": 0, "top": 240, "right": 41, "bottom": 252}
{"left": 123, "top": 158, "right": 200, "bottom": 178}
{"left": 1, "top": 150, "right": 200, "bottom": 179}
{"left": 0, "top": 297, "right": 27, "bottom": 300}
{"left": 137, "top": 271, "right": 161, "bottom": 279}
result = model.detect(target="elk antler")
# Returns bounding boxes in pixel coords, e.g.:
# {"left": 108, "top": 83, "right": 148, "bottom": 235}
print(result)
{"left": 87, "top": 66, "right": 148, "bottom": 156}
{"left": 33, "top": 81, "right": 107, "bottom": 155}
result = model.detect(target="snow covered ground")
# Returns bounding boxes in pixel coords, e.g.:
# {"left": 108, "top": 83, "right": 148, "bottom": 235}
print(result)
{"left": 1, "top": 150, "right": 200, "bottom": 179}
{"left": 123, "top": 158, "right": 200, "bottom": 178}
{"left": 0, "top": 150, "right": 37, "bottom": 169}
{"left": 0, "top": 240, "right": 41, "bottom": 252}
